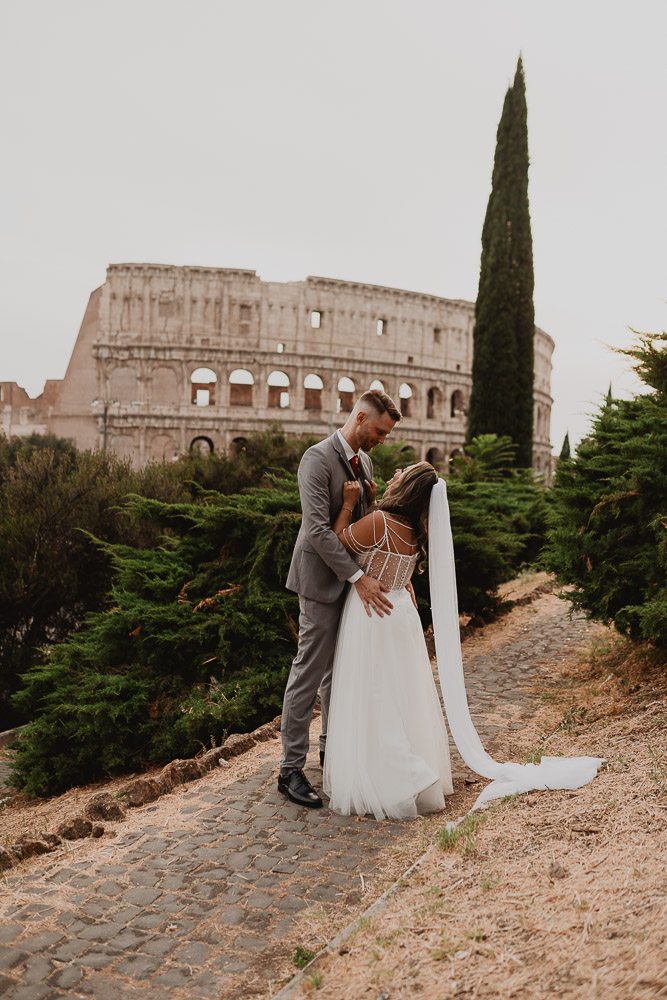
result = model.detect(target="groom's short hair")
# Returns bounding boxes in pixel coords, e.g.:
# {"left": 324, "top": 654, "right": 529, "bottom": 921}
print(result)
{"left": 357, "top": 389, "right": 401, "bottom": 423}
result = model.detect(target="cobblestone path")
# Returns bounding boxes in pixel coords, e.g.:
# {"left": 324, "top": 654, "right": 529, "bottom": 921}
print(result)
{"left": 0, "top": 594, "right": 602, "bottom": 1000}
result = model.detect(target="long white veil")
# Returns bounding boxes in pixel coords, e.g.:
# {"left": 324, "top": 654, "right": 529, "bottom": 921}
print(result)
{"left": 428, "top": 478, "right": 603, "bottom": 808}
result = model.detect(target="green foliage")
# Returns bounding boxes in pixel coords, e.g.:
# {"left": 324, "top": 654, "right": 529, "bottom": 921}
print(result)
{"left": 411, "top": 475, "right": 548, "bottom": 623}
{"left": 0, "top": 440, "right": 188, "bottom": 727}
{"left": 450, "top": 434, "right": 518, "bottom": 482}
{"left": 543, "top": 331, "right": 667, "bottom": 646}
{"left": 292, "top": 946, "right": 317, "bottom": 969}
{"left": 0, "top": 425, "right": 317, "bottom": 728}
{"left": 437, "top": 812, "right": 487, "bottom": 855}
{"left": 12, "top": 484, "right": 303, "bottom": 795}
{"left": 559, "top": 431, "right": 571, "bottom": 462}
{"left": 171, "top": 422, "right": 317, "bottom": 496}
{"left": 467, "top": 56, "right": 535, "bottom": 467}
{"left": 367, "top": 439, "right": 417, "bottom": 483}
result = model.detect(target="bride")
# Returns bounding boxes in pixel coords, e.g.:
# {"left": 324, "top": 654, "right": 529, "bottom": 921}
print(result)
{"left": 324, "top": 462, "right": 453, "bottom": 820}
{"left": 324, "top": 463, "right": 604, "bottom": 820}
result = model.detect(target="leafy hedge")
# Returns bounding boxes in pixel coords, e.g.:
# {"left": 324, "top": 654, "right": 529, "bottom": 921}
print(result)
{"left": 0, "top": 441, "right": 189, "bottom": 727}
{"left": 544, "top": 332, "right": 667, "bottom": 646}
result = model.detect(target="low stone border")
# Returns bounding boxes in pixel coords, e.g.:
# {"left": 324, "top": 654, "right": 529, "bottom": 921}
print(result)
{"left": 0, "top": 715, "right": 282, "bottom": 873}
{"left": 273, "top": 846, "right": 441, "bottom": 998}
{"left": 0, "top": 725, "right": 26, "bottom": 751}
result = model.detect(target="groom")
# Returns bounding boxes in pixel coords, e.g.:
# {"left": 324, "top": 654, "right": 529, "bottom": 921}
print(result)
{"left": 278, "top": 388, "right": 401, "bottom": 807}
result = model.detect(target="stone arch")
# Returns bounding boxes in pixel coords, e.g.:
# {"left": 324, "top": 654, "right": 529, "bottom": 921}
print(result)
{"left": 450, "top": 389, "right": 464, "bottom": 418}
{"left": 369, "top": 379, "right": 385, "bottom": 392}
{"left": 337, "top": 376, "right": 355, "bottom": 414}
{"left": 190, "top": 435, "right": 214, "bottom": 455}
{"left": 151, "top": 434, "right": 180, "bottom": 462}
{"left": 426, "top": 386, "right": 442, "bottom": 420}
{"left": 267, "top": 370, "right": 290, "bottom": 409}
{"left": 229, "top": 369, "right": 254, "bottom": 407}
{"left": 230, "top": 436, "right": 248, "bottom": 456}
{"left": 152, "top": 366, "right": 179, "bottom": 405}
{"left": 191, "top": 367, "right": 217, "bottom": 406}
{"left": 304, "top": 373, "right": 323, "bottom": 410}
{"left": 109, "top": 367, "right": 138, "bottom": 403}
{"left": 399, "top": 382, "right": 413, "bottom": 418}
{"left": 448, "top": 447, "right": 463, "bottom": 474}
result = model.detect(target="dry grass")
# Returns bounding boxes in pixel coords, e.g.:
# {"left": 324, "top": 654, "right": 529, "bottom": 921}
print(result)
{"left": 288, "top": 635, "right": 667, "bottom": 1000}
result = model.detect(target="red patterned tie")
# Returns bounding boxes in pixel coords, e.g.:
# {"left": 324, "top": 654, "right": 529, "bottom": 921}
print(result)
{"left": 350, "top": 455, "right": 361, "bottom": 479}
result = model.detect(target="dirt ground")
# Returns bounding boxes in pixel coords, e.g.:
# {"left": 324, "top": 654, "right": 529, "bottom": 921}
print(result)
{"left": 290, "top": 634, "right": 667, "bottom": 1000}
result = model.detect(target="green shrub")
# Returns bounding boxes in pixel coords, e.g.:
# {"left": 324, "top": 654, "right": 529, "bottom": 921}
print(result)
{"left": 543, "top": 331, "right": 667, "bottom": 646}
{"left": 12, "top": 483, "right": 302, "bottom": 795}
{"left": 0, "top": 441, "right": 188, "bottom": 727}
{"left": 411, "top": 475, "right": 549, "bottom": 622}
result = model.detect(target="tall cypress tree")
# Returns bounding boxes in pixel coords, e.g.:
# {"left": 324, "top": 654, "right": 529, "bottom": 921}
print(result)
{"left": 466, "top": 57, "right": 535, "bottom": 467}
{"left": 559, "top": 431, "right": 571, "bottom": 461}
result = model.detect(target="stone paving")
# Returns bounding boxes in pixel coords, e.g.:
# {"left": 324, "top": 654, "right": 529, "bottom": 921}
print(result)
{"left": 0, "top": 594, "right": 601, "bottom": 1000}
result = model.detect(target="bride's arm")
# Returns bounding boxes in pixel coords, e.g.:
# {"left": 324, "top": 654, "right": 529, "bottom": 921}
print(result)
{"left": 331, "top": 480, "right": 361, "bottom": 536}
{"left": 334, "top": 504, "right": 384, "bottom": 555}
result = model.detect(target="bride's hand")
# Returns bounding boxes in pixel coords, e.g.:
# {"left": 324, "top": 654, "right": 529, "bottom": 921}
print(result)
{"left": 365, "top": 479, "right": 378, "bottom": 505}
{"left": 343, "top": 480, "right": 361, "bottom": 508}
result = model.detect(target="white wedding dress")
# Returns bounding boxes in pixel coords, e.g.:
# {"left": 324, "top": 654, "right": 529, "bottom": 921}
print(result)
{"left": 323, "top": 512, "right": 453, "bottom": 820}
{"left": 324, "top": 482, "right": 604, "bottom": 818}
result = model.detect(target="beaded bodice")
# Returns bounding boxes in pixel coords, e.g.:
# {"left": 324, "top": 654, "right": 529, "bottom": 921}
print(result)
{"left": 343, "top": 512, "right": 418, "bottom": 591}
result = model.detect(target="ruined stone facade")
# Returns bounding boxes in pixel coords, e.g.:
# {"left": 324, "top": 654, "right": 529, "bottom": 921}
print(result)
{"left": 1, "top": 263, "right": 554, "bottom": 473}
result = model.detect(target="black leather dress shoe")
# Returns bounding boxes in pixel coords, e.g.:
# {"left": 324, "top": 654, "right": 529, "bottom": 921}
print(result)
{"left": 278, "top": 768, "right": 323, "bottom": 808}
{"left": 319, "top": 750, "right": 325, "bottom": 768}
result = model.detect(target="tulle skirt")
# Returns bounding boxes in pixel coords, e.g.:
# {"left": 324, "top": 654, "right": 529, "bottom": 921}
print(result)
{"left": 323, "top": 586, "right": 453, "bottom": 821}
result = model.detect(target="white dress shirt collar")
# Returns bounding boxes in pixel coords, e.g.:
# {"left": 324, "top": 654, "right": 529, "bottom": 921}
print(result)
{"left": 336, "top": 429, "right": 358, "bottom": 461}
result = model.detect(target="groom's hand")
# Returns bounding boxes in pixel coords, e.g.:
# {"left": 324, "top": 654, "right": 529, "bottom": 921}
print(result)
{"left": 405, "top": 581, "right": 418, "bottom": 610}
{"left": 354, "top": 574, "right": 393, "bottom": 618}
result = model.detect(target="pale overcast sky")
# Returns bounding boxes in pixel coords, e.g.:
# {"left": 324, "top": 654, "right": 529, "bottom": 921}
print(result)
{"left": 1, "top": 0, "right": 665, "bottom": 452}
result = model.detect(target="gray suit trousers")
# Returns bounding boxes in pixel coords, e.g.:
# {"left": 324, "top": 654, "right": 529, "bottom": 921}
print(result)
{"left": 279, "top": 591, "right": 346, "bottom": 774}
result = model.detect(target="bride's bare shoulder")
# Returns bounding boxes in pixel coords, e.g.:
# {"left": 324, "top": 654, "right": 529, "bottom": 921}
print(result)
{"left": 340, "top": 509, "right": 384, "bottom": 550}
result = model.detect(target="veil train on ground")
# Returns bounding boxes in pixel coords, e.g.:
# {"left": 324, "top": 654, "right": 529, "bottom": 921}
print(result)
{"left": 428, "top": 479, "right": 603, "bottom": 809}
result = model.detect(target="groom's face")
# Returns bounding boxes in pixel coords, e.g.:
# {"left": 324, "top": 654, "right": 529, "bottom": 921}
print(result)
{"left": 356, "top": 410, "right": 396, "bottom": 451}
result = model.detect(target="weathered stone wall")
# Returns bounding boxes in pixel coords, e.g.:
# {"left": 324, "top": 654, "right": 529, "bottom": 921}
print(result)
{"left": 1, "top": 263, "right": 554, "bottom": 474}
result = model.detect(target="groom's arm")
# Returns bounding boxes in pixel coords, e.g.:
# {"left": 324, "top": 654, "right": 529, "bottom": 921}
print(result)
{"left": 298, "top": 449, "right": 361, "bottom": 582}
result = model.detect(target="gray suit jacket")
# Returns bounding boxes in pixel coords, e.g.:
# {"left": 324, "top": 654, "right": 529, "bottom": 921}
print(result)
{"left": 286, "top": 433, "right": 373, "bottom": 603}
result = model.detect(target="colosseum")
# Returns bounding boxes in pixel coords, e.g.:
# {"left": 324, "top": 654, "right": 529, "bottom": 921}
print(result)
{"left": 1, "top": 263, "right": 554, "bottom": 473}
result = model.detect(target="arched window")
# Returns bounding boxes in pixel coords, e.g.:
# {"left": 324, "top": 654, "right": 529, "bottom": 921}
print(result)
{"left": 190, "top": 436, "right": 214, "bottom": 455}
{"left": 191, "top": 367, "right": 217, "bottom": 407}
{"left": 229, "top": 369, "right": 254, "bottom": 407}
{"left": 427, "top": 387, "right": 441, "bottom": 420}
{"left": 399, "top": 382, "right": 413, "bottom": 418}
{"left": 231, "top": 436, "right": 247, "bottom": 456}
{"left": 450, "top": 389, "right": 464, "bottom": 418}
{"left": 369, "top": 379, "right": 385, "bottom": 392}
{"left": 268, "top": 370, "right": 290, "bottom": 408}
{"left": 337, "top": 376, "right": 355, "bottom": 414}
{"left": 304, "top": 373, "right": 323, "bottom": 410}
{"left": 151, "top": 435, "right": 180, "bottom": 462}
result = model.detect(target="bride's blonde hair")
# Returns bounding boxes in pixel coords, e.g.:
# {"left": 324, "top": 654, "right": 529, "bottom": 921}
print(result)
{"left": 376, "top": 462, "right": 438, "bottom": 571}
